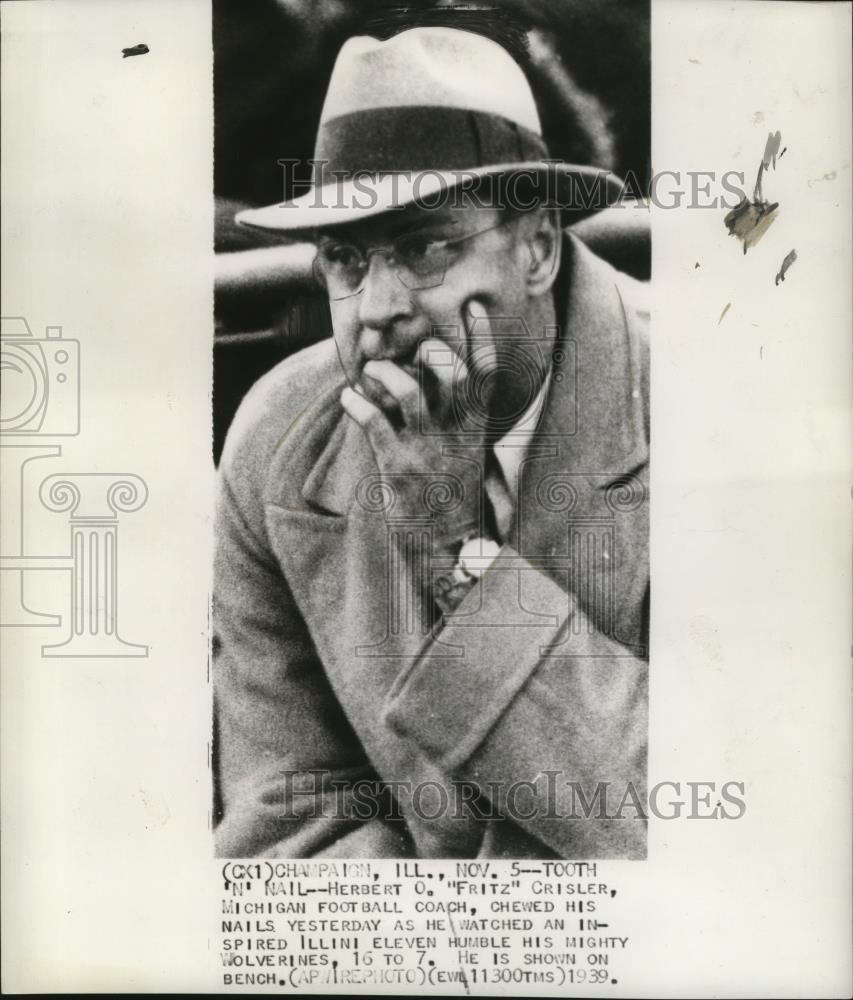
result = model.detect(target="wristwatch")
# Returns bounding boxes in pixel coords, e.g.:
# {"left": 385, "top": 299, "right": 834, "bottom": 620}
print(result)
{"left": 457, "top": 536, "right": 502, "bottom": 579}
{"left": 433, "top": 536, "right": 502, "bottom": 616}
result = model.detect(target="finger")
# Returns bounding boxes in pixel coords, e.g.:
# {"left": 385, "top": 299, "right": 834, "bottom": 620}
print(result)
{"left": 414, "top": 337, "right": 464, "bottom": 430}
{"left": 356, "top": 374, "right": 401, "bottom": 420}
{"left": 415, "top": 337, "right": 462, "bottom": 398}
{"left": 463, "top": 297, "right": 498, "bottom": 376}
{"left": 340, "top": 385, "right": 397, "bottom": 451}
{"left": 465, "top": 296, "right": 489, "bottom": 334}
{"left": 362, "top": 359, "right": 419, "bottom": 427}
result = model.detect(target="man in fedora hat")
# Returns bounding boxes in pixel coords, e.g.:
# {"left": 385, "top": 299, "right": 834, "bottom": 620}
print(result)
{"left": 213, "top": 24, "right": 649, "bottom": 859}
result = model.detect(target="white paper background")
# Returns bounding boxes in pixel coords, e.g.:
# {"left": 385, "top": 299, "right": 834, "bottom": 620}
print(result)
{"left": 1, "top": 0, "right": 850, "bottom": 994}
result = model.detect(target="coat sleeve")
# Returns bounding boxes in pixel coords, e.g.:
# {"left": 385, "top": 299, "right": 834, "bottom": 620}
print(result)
{"left": 213, "top": 409, "right": 411, "bottom": 859}
{"left": 382, "top": 543, "right": 649, "bottom": 860}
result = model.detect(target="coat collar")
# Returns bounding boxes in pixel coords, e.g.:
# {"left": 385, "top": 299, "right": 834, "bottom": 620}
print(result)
{"left": 290, "top": 232, "right": 648, "bottom": 518}
{"left": 540, "top": 232, "right": 648, "bottom": 479}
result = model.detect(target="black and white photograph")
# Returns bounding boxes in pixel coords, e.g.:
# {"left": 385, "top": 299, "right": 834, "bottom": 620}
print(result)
{"left": 1, "top": 0, "right": 850, "bottom": 993}
{"left": 211, "top": 1, "right": 651, "bottom": 861}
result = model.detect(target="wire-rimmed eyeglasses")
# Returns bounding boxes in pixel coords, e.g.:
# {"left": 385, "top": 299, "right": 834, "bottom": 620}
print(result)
{"left": 313, "top": 219, "right": 510, "bottom": 301}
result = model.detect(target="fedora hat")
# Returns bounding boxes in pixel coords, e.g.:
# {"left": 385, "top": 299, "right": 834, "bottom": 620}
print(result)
{"left": 236, "top": 26, "right": 624, "bottom": 233}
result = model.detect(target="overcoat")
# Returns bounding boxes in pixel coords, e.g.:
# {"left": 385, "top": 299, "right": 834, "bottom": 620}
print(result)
{"left": 213, "top": 232, "right": 650, "bottom": 859}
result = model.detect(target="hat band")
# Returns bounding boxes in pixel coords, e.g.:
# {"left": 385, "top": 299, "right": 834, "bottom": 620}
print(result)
{"left": 312, "top": 106, "right": 548, "bottom": 182}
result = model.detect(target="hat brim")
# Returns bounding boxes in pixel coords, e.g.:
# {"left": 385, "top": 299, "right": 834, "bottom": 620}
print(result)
{"left": 235, "top": 162, "right": 624, "bottom": 234}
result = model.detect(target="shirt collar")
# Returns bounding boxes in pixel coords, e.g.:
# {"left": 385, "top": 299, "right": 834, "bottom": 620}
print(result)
{"left": 490, "top": 370, "right": 551, "bottom": 497}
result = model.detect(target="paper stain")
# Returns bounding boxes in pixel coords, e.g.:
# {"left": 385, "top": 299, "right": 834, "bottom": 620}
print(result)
{"left": 808, "top": 170, "right": 837, "bottom": 188}
{"left": 718, "top": 302, "right": 731, "bottom": 325}
{"left": 689, "top": 615, "right": 724, "bottom": 664}
{"left": 122, "top": 43, "right": 149, "bottom": 58}
{"left": 137, "top": 788, "right": 171, "bottom": 827}
{"left": 724, "top": 131, "right": 782, "bottom": 254}
{"left": 762, "top": 130, "right": 782, "bottom": 169}
{"left": 724, "top": 197, "right": 778, "bottom": 252}
{"left": 775, "top": 249, "right": 797, "bottom": 285}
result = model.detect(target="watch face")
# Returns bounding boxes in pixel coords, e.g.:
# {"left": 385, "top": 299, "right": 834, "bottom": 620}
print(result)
{"left": 459, "top": 538, "right": 502, "bottom": 578}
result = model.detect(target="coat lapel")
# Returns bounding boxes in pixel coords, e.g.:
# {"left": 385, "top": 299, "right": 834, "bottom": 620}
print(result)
{"left": 515, "top": 235, "right": 649, "bottom": 650}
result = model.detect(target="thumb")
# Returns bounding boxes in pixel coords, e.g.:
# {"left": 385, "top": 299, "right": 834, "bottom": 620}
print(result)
{"left": 463, "top": 298, "right": 498, "bottom": 378}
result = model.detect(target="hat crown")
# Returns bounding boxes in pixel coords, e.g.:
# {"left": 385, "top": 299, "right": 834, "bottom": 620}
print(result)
{"left": 320, "top": 26, "right": 541, "bottom": 134}
{"left": 235, "top": 23, "right": 622, "bottom": 233}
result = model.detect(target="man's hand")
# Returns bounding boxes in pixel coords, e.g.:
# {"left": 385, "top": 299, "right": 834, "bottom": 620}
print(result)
{"left": 340, "top": 300, "right": 490, "bottom": 555}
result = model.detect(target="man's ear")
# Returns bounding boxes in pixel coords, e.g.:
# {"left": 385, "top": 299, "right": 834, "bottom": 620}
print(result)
{"left": 520, "top": 207, "right": 562, "bottom": 296}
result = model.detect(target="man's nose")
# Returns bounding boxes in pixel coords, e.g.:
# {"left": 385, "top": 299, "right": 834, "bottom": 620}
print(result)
{"left": 356, "top": 251, "right": 413, "bottom": 337}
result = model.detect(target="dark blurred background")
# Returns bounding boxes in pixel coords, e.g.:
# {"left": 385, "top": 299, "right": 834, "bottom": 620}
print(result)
{"left": 213, "top": 0, "right": 650, "bottom": 461}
